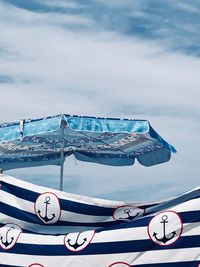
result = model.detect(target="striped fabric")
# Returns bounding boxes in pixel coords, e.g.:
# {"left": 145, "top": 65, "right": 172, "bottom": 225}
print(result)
{"left": 0, "top": 174, "right": 199, "bottom": 266}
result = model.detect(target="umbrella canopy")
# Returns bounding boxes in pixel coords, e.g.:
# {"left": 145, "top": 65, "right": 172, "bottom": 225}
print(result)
{"left": 0, "top": 114, "right": 176, "bottom": 189}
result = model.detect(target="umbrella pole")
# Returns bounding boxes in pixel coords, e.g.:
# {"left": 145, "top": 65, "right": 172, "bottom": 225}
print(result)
{"left": 60, "top": 121, "right": 65, "bottom": 191}
{"left": 60, "top": 159, "right": 64, "bottom": 191}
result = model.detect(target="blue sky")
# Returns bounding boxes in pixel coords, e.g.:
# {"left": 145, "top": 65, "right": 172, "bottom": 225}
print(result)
{"left": 0, "top": 0, "right": 200, "bottom": 202}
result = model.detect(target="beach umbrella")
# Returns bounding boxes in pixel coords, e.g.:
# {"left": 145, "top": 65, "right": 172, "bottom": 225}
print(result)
{"left": 0, "top": 114, "right": 176, "bottom": 190}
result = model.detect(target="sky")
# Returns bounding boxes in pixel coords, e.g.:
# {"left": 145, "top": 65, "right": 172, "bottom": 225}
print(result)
{"left": 0, "top": 0, "right": 199, "bottom": 202}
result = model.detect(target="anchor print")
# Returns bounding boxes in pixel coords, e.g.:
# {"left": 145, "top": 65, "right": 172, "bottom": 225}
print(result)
{"left": 0, "top": 227, "right": 15, "bottom": 248}
{"left": 64, "top": 230, "right": 95, "bottom": 252}
{"left": 67, "top": 232, "right": 87, "bottom": 250}
{"left": 37, "top": 196, "right": 56, "bottom": 223}
{"left": 0, "top": 224, "right": 22, "bottom": 250}
{"left": 148, "top": 210, "right": 183, "bottom": 246}
{"left": 35, "top": 192, "right": 61, "bottom": 224}
{"left": 113, "top": 205, "right": 144, "bottom": 221}
{"left": 153, "top": 215, "right": 176, "bottom": 244}
{"left": 119, "top": 209, "right": 140, "bottom": 220}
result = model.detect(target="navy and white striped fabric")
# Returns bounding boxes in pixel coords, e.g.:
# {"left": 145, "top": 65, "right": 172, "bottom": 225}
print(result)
{"left": 0, "top": 174, "right": 199, "bottom": 266}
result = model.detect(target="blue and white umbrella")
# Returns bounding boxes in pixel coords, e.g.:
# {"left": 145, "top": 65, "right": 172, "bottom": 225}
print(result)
{"left": 0, "top": 114, "right": 176, "bottom": 190}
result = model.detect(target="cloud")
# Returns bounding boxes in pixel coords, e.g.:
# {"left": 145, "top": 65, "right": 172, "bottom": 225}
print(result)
{"left": 2, "top": 0, "right": 82, "bottom": 14}
{"left": 38, "top": 0, "right": 82, "bottom": 10}
{"left": 0, "top": 1, "right": 93, "bottom": 29}
{"left": 175, "top": 1, "right": 200, "bottom": 14}
{"left": 0, "top": 75, "right": 14, "bottom": 84}
{"left": 2, "top": 0, "right": 200, "bottom": 54}
{"left": 0, "top": 0, "right": 200, "bottom": 200}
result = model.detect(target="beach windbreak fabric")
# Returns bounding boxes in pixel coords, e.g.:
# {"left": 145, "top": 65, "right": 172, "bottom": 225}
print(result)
{"left": 0, "top": 174, "right": 199, "bottom": 266}
{"left": 0, "top": 114, "right": 176, "bottom": 170}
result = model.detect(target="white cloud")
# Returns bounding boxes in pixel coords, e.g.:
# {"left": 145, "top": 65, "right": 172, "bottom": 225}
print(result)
{"left": 1, "top": 23, "right": 200, "bottom": 118}
{"left": 0, "top": 1, "right": 93, "bottom": 28}
{"left": 93, "top": 0, "right": 141, "bottom": 8}
{"left": 175, "top": 1, "right": 200, "bottom": 14}
{"left": 38, "top": 0, "right": 82, "bottom": 9}
{"left": 0, "top": 1, "right": 200, "bottom": 200}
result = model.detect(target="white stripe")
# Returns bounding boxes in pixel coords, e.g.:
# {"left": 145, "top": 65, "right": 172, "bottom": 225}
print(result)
{"left": 133, "top": 247, "right": 200, "bottom": 265}
{"left": 0, "top": 189, "right": 113, "bottom": 223}
{"left": 18, "top": 226, "right": 149, "bottom": 245}
{"left": 15, "top": 222, "right": 200, "bottom": 245}
{"left": 182, "top": 222, "right": 200, "bottom": 236}
{"left": 0, "top": 189, "right": 35, "bottom": 214}
{"left": 19, "top": 233, "right": 64, "bottom": 245}
{"left": 0, "top": 247, "right": 199, "bottom": 266}
{"left": 1, "top": 179, "right": 199, "bottom": 226}
{"left": 172, "top": 198, "right": 200, "bottom": 212}
{"left": 0, "top": 174, "right": 125, "bottom": 207}
{"left": 1, "top": 175, "right": 199, "bottom": 208}
{"left": 0, "top": 213, "right": 95, "bottom": 234}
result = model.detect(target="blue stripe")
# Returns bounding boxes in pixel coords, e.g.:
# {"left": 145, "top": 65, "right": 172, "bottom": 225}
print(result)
{"left": 0, "top": 181, "right": 114, "bottom": 216}
{"left": 0, "top": 235, "right": 199, "bottom": 256}
{"left": 0, "top": 181, "right": 156, "bottom": 216}
{"left": 0, "top": 262, "right": 198, "bottom": 267}
{"left": 1, "top": 200, "right": 199, "bottom": 230}
{"left": 0, "top": 265, "right": 24, "bottom": 267}
{"left": 0, "top": 181, "right": 39, "bottom": 202}
{"left": 0, "top": 202, "right": 122, "bottom": 228}
{"left": 134, "top": 262, "right": 199, "bottom": 267}
{"left": 97, "top": 210, "right": 200, "bottom": 233}
{"left": 0, "top": 223, "right": 58, "bottom": 235}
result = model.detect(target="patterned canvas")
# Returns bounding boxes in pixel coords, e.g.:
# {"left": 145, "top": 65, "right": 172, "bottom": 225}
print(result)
{"left": 0, "top": 175, "right": 199, "bottom": 266}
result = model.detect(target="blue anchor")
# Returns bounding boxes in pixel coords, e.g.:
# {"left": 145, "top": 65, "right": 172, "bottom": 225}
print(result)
{"left": 0, "top": 226, "right": 15, "bottom": 247}
{"left": 67, "top": 232, "right": 87, "bottom": 250}
{"left": 37, "top": 196, "right": 56, "bottom": 223}
{"left": 119, "top": 208, "right": 139, "bottom": 220}
{"left": 153, "top": 215, "right": 176, "bottom": 244}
